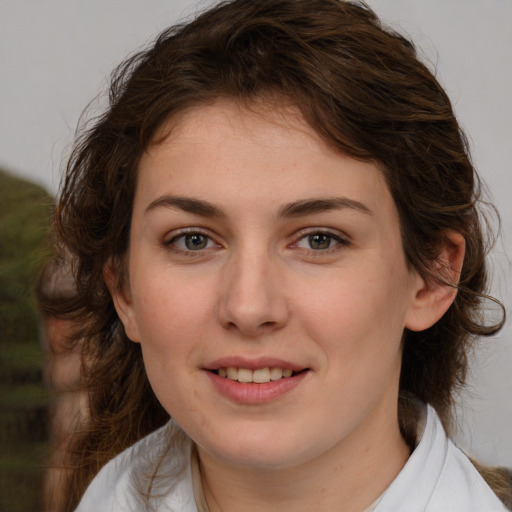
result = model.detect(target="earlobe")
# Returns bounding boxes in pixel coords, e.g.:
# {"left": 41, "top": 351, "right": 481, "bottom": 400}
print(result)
{"left": 405, "top": 231, "right": 466, "bottom": 332}
{"left": 103, "top": 259, "right": 141, "bottom": 343}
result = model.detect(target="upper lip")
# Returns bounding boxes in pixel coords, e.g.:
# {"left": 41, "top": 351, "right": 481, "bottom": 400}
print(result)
{"left": 204, "top": 356, "right": 306, "bottom": 372}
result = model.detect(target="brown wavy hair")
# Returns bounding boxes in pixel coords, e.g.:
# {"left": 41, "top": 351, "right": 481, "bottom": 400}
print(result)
{"left": 42, "top": 0, "right": 508, "bottom": 508}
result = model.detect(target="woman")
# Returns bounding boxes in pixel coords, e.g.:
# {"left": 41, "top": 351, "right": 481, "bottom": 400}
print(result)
{"left": 45, "top": 0, "right": 510, "bottom": 510}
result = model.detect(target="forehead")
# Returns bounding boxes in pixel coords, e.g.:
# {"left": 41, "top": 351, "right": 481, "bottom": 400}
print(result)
{"left": 136, "top": 98, "right": 394, "bottom": 218}
{"left": 151, "top": 98, "right": 325, "bottom": 156}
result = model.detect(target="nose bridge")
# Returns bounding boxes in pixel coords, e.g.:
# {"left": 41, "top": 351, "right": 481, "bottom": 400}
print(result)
{"left": 217, "top": 242, "right": 288, "bottom": 335}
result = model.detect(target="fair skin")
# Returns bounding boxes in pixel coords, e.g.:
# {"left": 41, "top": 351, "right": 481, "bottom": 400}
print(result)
{"left": 109, "top": 99, "right": 463, "bottom": 512}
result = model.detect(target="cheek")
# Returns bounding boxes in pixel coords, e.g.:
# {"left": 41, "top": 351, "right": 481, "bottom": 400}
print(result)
{"left": 129, "top": 271, "right": 216, "bottom": 400}
{"left": 132, "top": 269, "right": 213, "bottom": 343}
{"left": 295, "top": 263, "right": 409, "bottom": 368}
{"left": 131, "top": 277, "right": 214, "bottom": 416}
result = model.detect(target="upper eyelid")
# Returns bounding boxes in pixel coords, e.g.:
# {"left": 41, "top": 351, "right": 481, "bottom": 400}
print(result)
{"left": 292, "top": 227, "right": 349, "bottom": 241}
{"left": 290, "top": 228, "right": 352, "bottom": 253}
{"left": 164, "top": 227, "right": 217, "bottom": 242}
{"left": 164, "top": 230, "right": 222, "bottom": 255}
{"left": 162, "top": 226, "right": 350, "bottom": 246}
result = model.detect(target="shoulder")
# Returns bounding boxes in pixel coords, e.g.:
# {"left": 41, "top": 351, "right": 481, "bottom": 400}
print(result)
{"left": 375, "top": 404, "right": 508, "bottom": 512}
{"left": 74, "top": 421, "right": 198, "bottom": 512}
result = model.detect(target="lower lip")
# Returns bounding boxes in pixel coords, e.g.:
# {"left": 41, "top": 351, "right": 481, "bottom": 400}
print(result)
{"left": 205, "top": 370, "right": 309, "bottom": 404}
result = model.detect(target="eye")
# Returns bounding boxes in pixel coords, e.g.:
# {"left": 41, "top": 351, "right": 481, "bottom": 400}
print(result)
{"left": 294, "top": 231, "right": 347, "bottom": 251}
{"left": 167, "top": 232, "right": 218, "bottom": 252}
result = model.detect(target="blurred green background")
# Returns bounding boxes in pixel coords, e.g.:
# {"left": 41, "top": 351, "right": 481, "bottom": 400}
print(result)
{"left": 0, "top": 169, "right": 53, "bottom": 511}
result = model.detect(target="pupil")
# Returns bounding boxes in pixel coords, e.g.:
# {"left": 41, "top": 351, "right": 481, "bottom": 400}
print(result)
{"left": 309, "top": 234, "right": 330, "bottom": 250}
{"left": 185, "top": 234, "right": 207, "bottom": 250}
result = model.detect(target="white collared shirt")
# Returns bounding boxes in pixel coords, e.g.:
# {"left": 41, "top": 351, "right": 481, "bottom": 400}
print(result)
{"left": 372, "top": 404, "right": 507, "bottom": 511}
{"left": 75, "top": 404, "right": 507, "bottom": 511}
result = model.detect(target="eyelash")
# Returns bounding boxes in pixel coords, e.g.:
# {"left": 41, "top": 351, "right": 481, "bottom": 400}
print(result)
{"left": 164, "top": 229, "right": 220, "bottom": 255}
{"left": 291, "top": 229, "right": 350, "bottom": 255}
{"left": 164, "top": 228, "right": 349, "bottom": 257}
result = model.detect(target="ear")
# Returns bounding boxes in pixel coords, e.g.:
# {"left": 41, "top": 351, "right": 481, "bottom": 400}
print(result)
{"left": 405, "top": 231, "right": 466, "bottom": 332}
{"left": 103, "top": 259, "right": 141, "bottom": 343}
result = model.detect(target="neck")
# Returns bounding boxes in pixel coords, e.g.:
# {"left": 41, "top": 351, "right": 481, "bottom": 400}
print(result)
{"left": 197, "top": 400, "right": 410, "bottom": 512}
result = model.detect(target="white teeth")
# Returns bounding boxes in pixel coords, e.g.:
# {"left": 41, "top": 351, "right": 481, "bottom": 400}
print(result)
{"left": 237, "top": 368, "right": 253, "bottom": 383}
{"left": 270, "top": 367, "right": 283, "bottom": 380}
{"left": 253, "top": 367, "right": 271, "bottom": 383}
{"left": 217, "top": 366, "right": 296, "bottom": 383}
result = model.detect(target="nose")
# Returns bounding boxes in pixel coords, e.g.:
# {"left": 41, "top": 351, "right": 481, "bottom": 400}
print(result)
{"left": 216, "top": 248, "right": 289, "bottom": 337}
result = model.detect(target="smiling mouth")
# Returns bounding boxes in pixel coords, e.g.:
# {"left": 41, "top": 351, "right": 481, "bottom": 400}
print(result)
{"left": 212, "top": 367, "right": 306, "bottom": 384}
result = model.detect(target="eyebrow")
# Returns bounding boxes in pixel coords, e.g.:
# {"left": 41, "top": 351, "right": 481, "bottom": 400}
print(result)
{"left": 144, "top": 195, "right": 373, "bottom": 218}
{"left": 278, "top": 197, "right": 373, "bottom": 218}
{"left": 145, "top": 195, "right": 226, "bottom": 217}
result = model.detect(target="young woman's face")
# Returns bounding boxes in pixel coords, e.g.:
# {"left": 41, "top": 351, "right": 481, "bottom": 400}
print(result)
{"left": 115, "top": 99, "right": 426, "bottom": 471}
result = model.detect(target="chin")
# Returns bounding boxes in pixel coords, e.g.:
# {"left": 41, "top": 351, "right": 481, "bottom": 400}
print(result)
{"left": 195, "top": 425, "right": 319, "bottom": 471}
{"left": 209, "top": 446, "right": 303, "bottom": 471}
